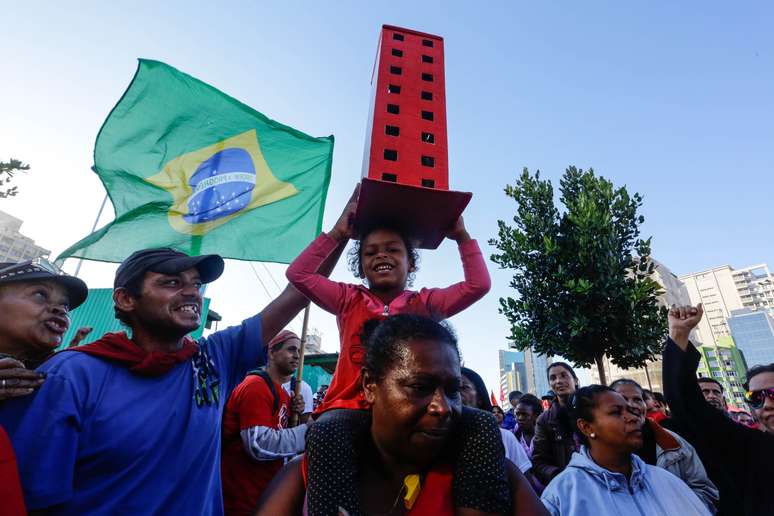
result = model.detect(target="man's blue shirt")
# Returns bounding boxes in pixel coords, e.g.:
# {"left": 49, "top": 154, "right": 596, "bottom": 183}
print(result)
{"left": 0, "top": 314, "right": 264, "bottom": 515}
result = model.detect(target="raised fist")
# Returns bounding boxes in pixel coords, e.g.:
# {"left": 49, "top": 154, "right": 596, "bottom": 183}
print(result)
{"left": 668, "top": 304, "right": 703, "bottom": 350}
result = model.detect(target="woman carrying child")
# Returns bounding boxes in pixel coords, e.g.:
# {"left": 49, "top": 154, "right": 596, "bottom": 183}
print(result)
{"left": 286, "top": 187, "right": 506, "bottom": 515}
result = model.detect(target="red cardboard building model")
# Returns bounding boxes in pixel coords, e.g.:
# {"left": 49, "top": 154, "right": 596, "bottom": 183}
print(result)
{"left": 355, "top": 25, "right": 471, "bottom": 249}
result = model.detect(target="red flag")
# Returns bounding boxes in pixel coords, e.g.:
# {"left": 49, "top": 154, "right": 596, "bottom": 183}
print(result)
{"left": 490, "top": 390, "right": 498, "bottom": 407}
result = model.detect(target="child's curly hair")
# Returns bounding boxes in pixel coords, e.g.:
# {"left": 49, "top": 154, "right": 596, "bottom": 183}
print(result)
{"left": 347, "top": 222, "right": 420, "bottom": 287}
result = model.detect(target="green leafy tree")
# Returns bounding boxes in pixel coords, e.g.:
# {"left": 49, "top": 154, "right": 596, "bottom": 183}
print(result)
{"left": 0, "top": 159, "right": 30, "bottom": 198}
{"left": 490, "top": 166, "right": 667, "bottom": 384}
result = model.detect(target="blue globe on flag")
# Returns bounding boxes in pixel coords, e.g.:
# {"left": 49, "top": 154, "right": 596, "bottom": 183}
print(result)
{"left": 183, "top": 148, "right": 257, "bottom": 224}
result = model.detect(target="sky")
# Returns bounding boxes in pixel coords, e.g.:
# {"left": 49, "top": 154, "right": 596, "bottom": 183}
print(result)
{"left": 2, "top": 2, "right": 773, "bottom": 396}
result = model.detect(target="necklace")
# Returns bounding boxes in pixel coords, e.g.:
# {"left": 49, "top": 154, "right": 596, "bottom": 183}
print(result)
{"left": 369, "top": 481, "right": 407, "bottom": 516}
{"left": 369, "top": 472, "right": 423, "bottom": 515}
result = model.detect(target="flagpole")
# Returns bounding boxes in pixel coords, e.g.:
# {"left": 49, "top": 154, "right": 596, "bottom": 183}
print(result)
{"left": 289, "top": 305, "right": 311, "bottom": 427}
{"left": 191, "top": 235, "right": 203, "bottom": 257}
{"left": 73, "top": 194, "right": 108, "bottom": 277}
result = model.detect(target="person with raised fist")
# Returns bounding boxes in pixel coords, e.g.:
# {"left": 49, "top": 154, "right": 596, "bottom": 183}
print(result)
{"left": 663, "top": 304, "right": 774, "bottom": 516}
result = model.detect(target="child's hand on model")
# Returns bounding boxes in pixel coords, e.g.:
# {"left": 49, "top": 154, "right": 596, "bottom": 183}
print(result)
{"left": 328, "top": 184, "right": 360, "bottom": 242}
{"left": 445, "top": 216, "right": 471, "bottom": 244}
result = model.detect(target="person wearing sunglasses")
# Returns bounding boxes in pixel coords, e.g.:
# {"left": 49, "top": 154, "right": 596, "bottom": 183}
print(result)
{"left": 663, "top": 304, "right": 774, "bottom": 516}
{"left": 742, "top": 364, "right": 774, "bottom": 432}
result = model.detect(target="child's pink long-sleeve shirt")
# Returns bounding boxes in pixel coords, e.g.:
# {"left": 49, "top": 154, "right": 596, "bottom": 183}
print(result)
{"left": 286, "top": 233, "right": 491, "bottom": 412}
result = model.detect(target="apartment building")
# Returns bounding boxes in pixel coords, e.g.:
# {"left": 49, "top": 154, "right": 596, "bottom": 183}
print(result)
{"left": 499, "top": 350, "right": 528, "bottom": 406}
{"left": 728, "top": 308, "right": 774, "bottom": 368}
{"left": 679, "top": 263, "right": 774, "bottom": 405}
{"left": 0, "top": 210, "right": 50, "bottom": 262}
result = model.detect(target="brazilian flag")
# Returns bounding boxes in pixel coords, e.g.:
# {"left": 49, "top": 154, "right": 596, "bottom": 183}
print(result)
{"left": 58, "top": 59, "right": 333, "bottom": 264}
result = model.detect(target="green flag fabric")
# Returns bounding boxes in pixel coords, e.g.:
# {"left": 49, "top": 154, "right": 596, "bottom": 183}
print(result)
{"left": 58, "top": 59, "right": 333, "bottom": 264}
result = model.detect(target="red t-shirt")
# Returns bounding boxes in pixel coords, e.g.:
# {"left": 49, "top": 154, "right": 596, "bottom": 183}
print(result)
{"left": 0, "top": 425, "right": 26, "bottom": 516}
{"left": 221, "top": 374, "right": 291, "bottom": 516}
{"left": 408, "top": 465, "right": 454, "bottom": 515}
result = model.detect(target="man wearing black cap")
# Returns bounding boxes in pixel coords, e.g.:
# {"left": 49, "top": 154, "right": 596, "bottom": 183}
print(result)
{"left": 0, "top": 246, "right": 341, "bottom": 515}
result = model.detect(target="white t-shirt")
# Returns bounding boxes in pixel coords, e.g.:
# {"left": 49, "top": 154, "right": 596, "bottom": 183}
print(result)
{"left": 500, "top": 428, "right": 532, "bottom": 474}
{"left": 281, "top": 380, "right": 313, "bottom": 414}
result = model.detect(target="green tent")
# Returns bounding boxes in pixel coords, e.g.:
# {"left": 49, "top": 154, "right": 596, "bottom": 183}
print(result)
{"left": 301, "top": 353, "right": 338, "bottom": 392}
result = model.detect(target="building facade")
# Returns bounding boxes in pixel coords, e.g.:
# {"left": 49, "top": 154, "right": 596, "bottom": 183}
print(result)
{"left": 679, "top": 264, "right": 774, "bottom": 346}
{"left": 695, "top": 335, "right": 748, "bottom": 406}
{"left": 0, "top": 210, "right": 50, "bottom": 262}
{"left": 592, "top": 355, "right": 664, "bottom": 393}
{"left": 727, "top": 308, "right": 774, "bottom": 368}
{"left": 680, "top": 263, "right": 774, "bottom": 405}
{"left": 304, "top": 333, "right": 323, "bottom": 354}
{"left": 498, "top": 350, "right": 527, "bottom": 406}
{"left": 732, "top": 264, "right": 774, "bottom": 313}
{"left": 524, "top": 348, "right": 552, "bottom": 398}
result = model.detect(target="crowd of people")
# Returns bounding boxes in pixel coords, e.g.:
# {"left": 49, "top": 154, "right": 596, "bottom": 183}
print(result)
{"left": 0, "top": 192, "right": 773, "bottom": 515}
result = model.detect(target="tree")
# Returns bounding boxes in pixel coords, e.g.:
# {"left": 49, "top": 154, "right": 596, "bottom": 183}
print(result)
{"left": 0, "top": 159, "right": 30, "bottom": 198}
{"left": 490, "top": 166, "right": 667, "bottom": 384}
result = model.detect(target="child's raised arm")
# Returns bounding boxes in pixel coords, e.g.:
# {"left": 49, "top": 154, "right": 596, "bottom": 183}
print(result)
{"left": 285, "top": 186, "right": 359, "bottom": 315}
{"left": 422, "top": 216, "right": 491, "bottom": 318}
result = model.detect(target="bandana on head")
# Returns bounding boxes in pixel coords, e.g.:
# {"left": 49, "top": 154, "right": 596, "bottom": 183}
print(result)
{"left": 71, "top": 332, "right": 198, "bottom": 376}
{"left": 268, "top": 330, "right": 300, "bottom": 351}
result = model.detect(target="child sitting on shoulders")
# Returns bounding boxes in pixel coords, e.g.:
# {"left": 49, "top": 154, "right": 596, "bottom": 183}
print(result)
{"left": 286, "top": 186, "right": 509, "bottom": 515}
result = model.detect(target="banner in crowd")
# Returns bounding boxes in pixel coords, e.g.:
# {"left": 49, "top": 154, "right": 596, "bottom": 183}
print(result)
{"left": 58, "top": 59, "right": 334, "bottom": 264}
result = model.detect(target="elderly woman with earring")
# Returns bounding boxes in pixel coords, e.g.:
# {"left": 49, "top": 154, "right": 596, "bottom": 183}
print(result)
{"left": 0, "top": 259, "right": 87, "bottom": 401}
